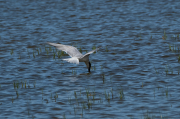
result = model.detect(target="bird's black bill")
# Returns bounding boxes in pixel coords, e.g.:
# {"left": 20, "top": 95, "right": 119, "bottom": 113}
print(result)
{"left": 88, "top": 62, "right": 91, "bottom": 72}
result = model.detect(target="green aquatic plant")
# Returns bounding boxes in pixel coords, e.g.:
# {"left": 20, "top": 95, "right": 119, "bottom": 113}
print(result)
{"left": 28, "top": 109, "right": 30, "bottom": 116}
{"left": 13, "top": 82, "right": 15, "bottom": 89}
{"left": 86, "top": 88, "right": 89, "bottom": 100}
{"left": 41, "top": 89, "right": 43, "bottom": 95}
{"left": 92, "top": 45, "right": 96, "bottom": 50}
{"left": 53, "top": 53, "right": 56, "bottom": 59}
{"left": 13, "top": 81, "right": 19, "bottom": 89}
{"left": 92, "top": 45, "right": 97, "bottom": 53}
{"left": 101, "top": 65, "right": 103, "bottom": 70}
{"left": 25, "top": 81, "right": 27, "bottom": 88}
{"left": 72, "top": 70, "right": 77, "bottom": 75}
{"left": 169, "top": 44, "right": 180, "bottom": 52}
{"left": 87, "top": 101, "right": 92, "bottom": 109}
{"left": 143, "top": 111, "right": 155, "bottom": 119}
{"left": 82, "top": 101, "right": 87, "bottom": 111}
{"left": 74, "top": 107, "right": 76, "bottom": 115}
{"left": 165, "top": 65, "right": 173, "bottom": 75}
{"left": 111, "top": 88, "right": 113, "bottom": 99}
{"left": 68, "top": 97, "right": 71, "bottom": 104}
{"left": 33, "top": 81, "right": 36, "bottom": 88}
{"left": 49, "top": 46, "right": 52, "bottom": 52}
{"left": 61, "top": 51, "right": 65, "bottom": 56}
{"left": 150, "top": 35, "right": 152, "bottom": 39}
{"left": 178, "top": 55, "right": 180, "bottom": 62}
{"left": 10, "top": 49, "right": 13, "bottom": 55}
{"left": 56, "top": 92, "right": 58, "bottom": 98}
{"left": 171, "top": 35, "right": 176, "bottom": 40}
{"left": 174, "top": 45, "right": 176, "bottom": 52}
{"left": 119, "top": 89, "right": 124, "bottom": 100}
{"left": 102, "top": 73, "right": 105, "bottom": 83}
{"left": 153, "top": 65, "right": 159, "bottom": 74}
{"left": 32, "top": 115, "right": 35, "bottom": 119}
{"left": 171, "top": 69, "right": 173, "bottom": 74}
{"left": 63, "top": 114, "right": 66, "bottom": 119}
{"left": 16, "top": 91, "right": 19, "bottom": 98}
{"left": 80, "top": 89, "right": 81, "bottom": 96}
{"left": 50, "top": 93, "right": 52, "bottom": 100}
{"left": 105, "top": 46, "right": 109, "bottom": 52}
{"left": 105, "top": 90, "right": 110, "bottom": 102}
{"left": 18, "top": 54, "right": 21, "bottom": 59}
{"left": 33, "top": 50, "right": 35, "bottom": 58}
{"left": 28, "top": 84, "right": 30, "bottom": 88}
{"left": 79, "top": 47, "right": 82, "bottom": 53}
{"left": 45, "top": 46, "right": 47, "bottom": 52}
{"left": 93, "top": 90, "right": 95, "bottom": 101}
{"left": 81, "top": 108, "right": 83, "bottom": 117}
{"left": 165, "top": 87, "right": 168, "bottom": 98}
{"left": 57, "top": 51, "right": 61, "bottom": 58}
{"left": 165, "top": 65, "right": 168, "bottom": 75}
{"left": 54, "top": 93, "right": 58, "bottom": 102}
{"left": 139, "top": 33, "right": 141, "bottom": 39}
{"left": 163, "top": 30, "right": 167, "bottom": 40}
{"left": 74, "top": 91, "right": 77, "bottom": 99}
{"left": 27, "top": 48, "right": 30, "bottom": 58}
{"left": 169, "top": 44, "right": 171, "bottom": 51}
{"left": 37, "top": 48, "right": 39, "bottom": 55}
{"left": 91, "top": 64, "right": 96, "bottom": 70}
{"left": 46, "top": 49, "right": 49, "bottom": 55}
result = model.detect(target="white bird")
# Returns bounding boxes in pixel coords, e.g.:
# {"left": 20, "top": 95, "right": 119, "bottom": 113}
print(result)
{"left": 47, "top": 42, "right": 101, "bottom": 72}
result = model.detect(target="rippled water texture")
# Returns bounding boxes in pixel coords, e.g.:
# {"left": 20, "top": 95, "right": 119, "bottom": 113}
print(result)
{"left": 1, "top": 0, "right": 180, "bottom": 118}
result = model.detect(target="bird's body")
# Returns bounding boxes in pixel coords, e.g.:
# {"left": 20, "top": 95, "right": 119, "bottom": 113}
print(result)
{"left": 47, "top": 42, "right": 100, "bottom": 72}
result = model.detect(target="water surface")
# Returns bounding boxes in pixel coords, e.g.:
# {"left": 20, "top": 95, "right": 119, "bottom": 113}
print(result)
{"left": 0, "top": 0, "right": 180, "bottom": 118}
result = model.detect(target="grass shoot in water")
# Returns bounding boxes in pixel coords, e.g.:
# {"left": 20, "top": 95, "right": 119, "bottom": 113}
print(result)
{"left": 53, "top": 53, "right": 56, "bottom": 59}
{"left": 79, "top": 47, "right": 82, "bottom": 53}
{"left": 102, "top": 73, "right": 105, "bottom": 83}
{"left": 105, "top": 46, "right": 109, "bottom": 52}
{"left": 119, "top": 89, "right": 124, "bottom": 100}
{"left": 37, "top": 48, "right": 39, "bottom": 55}
{"left": 92, "top": 45, "right": 96, "bottom": 53}
{"left": 178, "top": 56, "right": 180, "bottom": 62}
{"left": 163, "top": 30, "right": 167, "bottom": 40}
{"left": 10, "top": 49, "right": 13, "bottom": 55}
{"left": 165, "top": 87, "right": 168, "bottom": 98}
{"left": 165, "top": 65, "right": 168, "bottom": 75}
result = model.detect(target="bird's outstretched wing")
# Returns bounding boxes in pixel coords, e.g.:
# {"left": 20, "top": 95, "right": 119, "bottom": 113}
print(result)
{"left": 81, "top": 47, "right": 101, "bottom": 58}
{"left": 47, "top": 42, "right": 83, "bottom": 58}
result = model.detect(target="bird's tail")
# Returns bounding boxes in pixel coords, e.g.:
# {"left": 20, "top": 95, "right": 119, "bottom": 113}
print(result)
{"left": 62, "top": 57, "right": 79, "bottom": 64}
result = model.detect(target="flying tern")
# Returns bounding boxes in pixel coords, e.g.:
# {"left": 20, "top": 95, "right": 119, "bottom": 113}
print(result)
{"left": 47, "top": 42, "right": 101, "bottom": 72}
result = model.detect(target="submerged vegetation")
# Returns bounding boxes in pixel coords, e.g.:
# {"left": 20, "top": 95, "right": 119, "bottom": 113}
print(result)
{"left": 6, "top": 32, "right": 179, "bottom": 118}
{"left": 10, "top": 44, "right": 102, "bottom": 61}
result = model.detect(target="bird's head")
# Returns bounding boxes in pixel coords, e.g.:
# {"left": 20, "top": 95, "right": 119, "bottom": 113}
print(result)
{"left": 88, "top": 62, "right": 91, "bottom": 72}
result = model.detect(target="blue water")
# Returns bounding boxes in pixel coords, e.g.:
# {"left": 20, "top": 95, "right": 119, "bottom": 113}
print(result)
{"left": 1, "top": 0, "right": 180, "bottom": 118}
